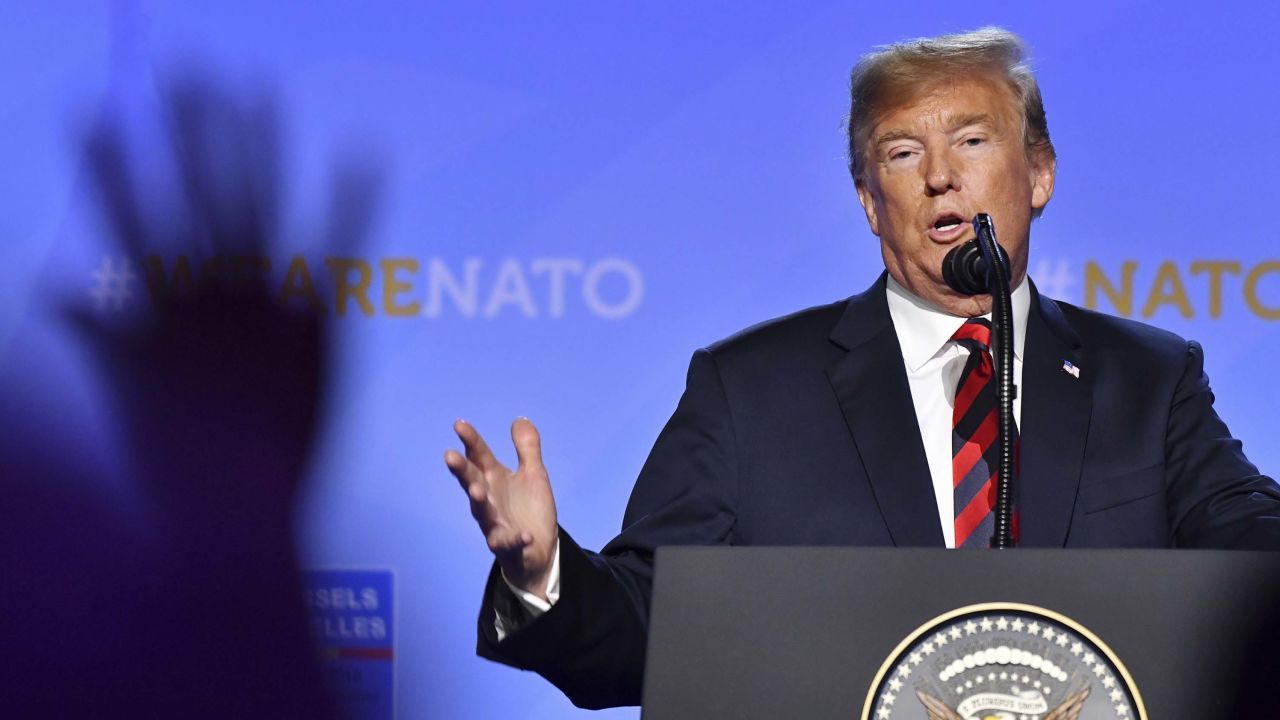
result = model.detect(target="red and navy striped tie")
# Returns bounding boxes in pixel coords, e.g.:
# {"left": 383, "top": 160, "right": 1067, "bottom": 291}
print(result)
{"left": 951, "top": 318, "right": 1018, "bottom": 548}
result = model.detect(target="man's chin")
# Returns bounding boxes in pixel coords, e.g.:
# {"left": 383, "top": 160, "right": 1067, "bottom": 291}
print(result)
{"left": 915, "top": 265, "right": 1024, "bottom": 318}
{"left": 933, "top": 293, "right": 994, "bottom": 319}
{"left": 888, "top": 267, "right": 994, "bottom": 317}
{"left": 914, "top": 280, "right": 994, "bottom": 317}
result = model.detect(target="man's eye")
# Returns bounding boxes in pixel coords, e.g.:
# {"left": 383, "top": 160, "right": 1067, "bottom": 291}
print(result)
{"left": 963, "top": 137, "right": 985, "bottom": 147}
{"left": 890, "top": 150, "right": 913, "bottom": 160}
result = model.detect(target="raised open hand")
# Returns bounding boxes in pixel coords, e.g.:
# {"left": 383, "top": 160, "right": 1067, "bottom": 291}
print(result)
{"left": 76, "top": 75, "right": 378, "bottom": 524}
{"left": 445, "top": 418, "right": 558, "bottom": 600}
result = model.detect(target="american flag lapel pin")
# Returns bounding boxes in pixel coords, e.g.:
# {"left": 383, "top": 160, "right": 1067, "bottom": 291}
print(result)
{"left": 1061, "top": 359, "right": 1081, "bottom": 379}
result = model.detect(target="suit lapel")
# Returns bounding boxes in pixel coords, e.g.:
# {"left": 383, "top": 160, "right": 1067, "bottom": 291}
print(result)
{"left": 826, "top": 275, "right": 944, "bottom": 547}
{"left": 1019, "top": 283, "right": 1093, "bottom": 547}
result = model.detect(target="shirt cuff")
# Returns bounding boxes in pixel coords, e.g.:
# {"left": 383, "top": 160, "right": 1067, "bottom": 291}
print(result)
{"left": 493, "top": 538, "right": 561, "bottom": 641}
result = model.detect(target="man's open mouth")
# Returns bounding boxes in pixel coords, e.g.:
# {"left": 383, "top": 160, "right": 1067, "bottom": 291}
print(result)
{"left": 932, "top": 214, "right": 966, "bottom": 231}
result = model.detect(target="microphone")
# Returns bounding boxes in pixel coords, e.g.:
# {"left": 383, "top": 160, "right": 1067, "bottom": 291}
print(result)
{"left": 941, "top": 229, "right": 1010, "bottom": 296}
{"left": 939, "top": 213, "right": 1018, "bottom": 549}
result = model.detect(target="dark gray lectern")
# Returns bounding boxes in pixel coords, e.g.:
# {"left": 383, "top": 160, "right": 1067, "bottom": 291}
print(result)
{"left": 643, "top": 548, "right": 1280, "bottom": 719}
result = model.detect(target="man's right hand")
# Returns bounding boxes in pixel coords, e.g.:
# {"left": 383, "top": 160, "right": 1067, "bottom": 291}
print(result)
{"left": 445, "top": 418, "right": 558, "bottom": 601}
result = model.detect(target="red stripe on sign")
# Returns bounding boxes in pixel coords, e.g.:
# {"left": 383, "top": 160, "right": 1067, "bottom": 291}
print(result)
{"left": 335, "top": 647, "right": 394, "bottom": 661}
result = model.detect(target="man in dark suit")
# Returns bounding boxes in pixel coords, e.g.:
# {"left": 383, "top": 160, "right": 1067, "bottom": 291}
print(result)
{"left": 444, "top": 27, "right": 1280, "bottom": 709}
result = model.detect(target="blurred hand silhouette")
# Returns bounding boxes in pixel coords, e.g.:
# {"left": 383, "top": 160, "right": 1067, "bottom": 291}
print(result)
{"left": 3, "top": 72, "right": 382, "bottom": 719}
{"left": 80, "top": 77, "right": 379, "bottom": 528}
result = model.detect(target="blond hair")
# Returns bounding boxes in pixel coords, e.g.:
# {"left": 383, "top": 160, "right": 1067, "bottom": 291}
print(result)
{"left": 846, "top": 27, "right": 1055, "bottom": 183}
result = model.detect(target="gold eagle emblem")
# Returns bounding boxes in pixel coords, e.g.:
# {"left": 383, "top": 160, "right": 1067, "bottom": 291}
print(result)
{"left": 915, "top": 685, "right": 1091, "bottom": 720}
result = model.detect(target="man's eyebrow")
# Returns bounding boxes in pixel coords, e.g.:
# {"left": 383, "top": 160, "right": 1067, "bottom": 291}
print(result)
{"left": 945, "top": 112, "right": 995, "bottom": 132}
{"left": 874, "top": 113, "right": 997, "bottom": 146}
{"left": 873, "top": 113, "right": 999, "bottom": 150}
{"left": 874, "top": 129, "right": 918, "bottom": 147}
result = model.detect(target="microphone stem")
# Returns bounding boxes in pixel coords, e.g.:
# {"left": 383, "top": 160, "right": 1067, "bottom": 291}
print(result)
{"left": 974, "top": 214, "right": 1018, "bottom": 549}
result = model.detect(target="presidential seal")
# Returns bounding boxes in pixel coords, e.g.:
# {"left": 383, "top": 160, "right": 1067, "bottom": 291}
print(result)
{"left": 862, "top": 603, "right": 1145, "bottom": 720}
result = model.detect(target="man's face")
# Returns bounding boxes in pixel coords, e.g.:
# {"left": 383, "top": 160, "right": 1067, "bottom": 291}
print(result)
{"left": 855, "top": 75, "right": 1055, "bottom": 317}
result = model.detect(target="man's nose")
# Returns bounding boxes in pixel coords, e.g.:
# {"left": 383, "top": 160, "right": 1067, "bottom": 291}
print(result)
{"left": 923, "top": 148, "right": 961, "bottom": 195}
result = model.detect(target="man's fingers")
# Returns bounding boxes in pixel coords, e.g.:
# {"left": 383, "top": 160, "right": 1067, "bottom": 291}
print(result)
{"left": 511, "top": 417, "right": 544, "bottom": 472}
{"left": 443, "top": 449, "right": 483, "bottom": 491}
{"left": 444, "top": 450, "right": 500, "bottom": 528}
{"left": 454, "top": 419, "right": 501, "bottom": 471}
{"left": 447, "top": 420, "right": 547, "bottom": 563}
{"left": 466, "top": 476, "right": 487, "bottom": 504}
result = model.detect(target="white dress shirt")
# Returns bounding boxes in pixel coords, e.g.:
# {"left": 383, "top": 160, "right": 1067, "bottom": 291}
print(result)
{"left": 498, "top": 276, "right": 1031, "bottom": 629}
{"left": 884, "top": 275, "right": 1028, "bottom": 547}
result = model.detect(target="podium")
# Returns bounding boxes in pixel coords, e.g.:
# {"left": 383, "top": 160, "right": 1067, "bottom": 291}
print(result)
{"left": 642, "top": 547, "right": 1280, "bottom": 718}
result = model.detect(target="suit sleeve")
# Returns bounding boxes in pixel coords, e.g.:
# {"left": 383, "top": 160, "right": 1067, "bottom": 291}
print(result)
{"left": 475, "top": 348, "right": 740, "bottom": 708}
{"left": 1166, "top": 340, "right": 1280, "bottom": 548}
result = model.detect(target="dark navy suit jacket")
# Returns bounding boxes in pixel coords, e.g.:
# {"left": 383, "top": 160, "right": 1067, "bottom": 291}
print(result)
{"left": 476, "top": 275, "right": 1280, "bottom": 708}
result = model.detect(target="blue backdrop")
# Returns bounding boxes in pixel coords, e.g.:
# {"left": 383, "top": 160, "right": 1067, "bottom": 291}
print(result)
{"left": 3, "top": 1, "right": 1279, "bottom": 717}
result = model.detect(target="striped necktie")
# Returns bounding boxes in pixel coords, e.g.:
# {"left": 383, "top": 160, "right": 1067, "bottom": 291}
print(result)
{"left": 951, "top": 318, "right": 1018, "bottom": 548}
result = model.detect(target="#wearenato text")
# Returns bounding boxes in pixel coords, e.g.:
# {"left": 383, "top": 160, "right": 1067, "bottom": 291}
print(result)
{"left": 142, "top": 254, "right": 645, "bottom": 319}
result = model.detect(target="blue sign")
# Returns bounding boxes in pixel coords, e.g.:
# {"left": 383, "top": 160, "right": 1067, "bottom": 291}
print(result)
{"left": 304, "top": 570, "right": 395, "bottom": 720}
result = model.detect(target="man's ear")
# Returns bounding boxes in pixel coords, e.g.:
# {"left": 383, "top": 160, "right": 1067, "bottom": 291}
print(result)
{"left": 855, "top": 175, "right": 881, "bottom": 237}
{"left": 1029, "top": 148, "right": 1056, "bottom": 212}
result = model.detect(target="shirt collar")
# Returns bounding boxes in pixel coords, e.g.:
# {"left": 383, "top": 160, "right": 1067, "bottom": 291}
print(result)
{"left": 885, "top": 273, "right": 1030, "bottom": 372}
